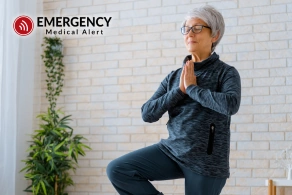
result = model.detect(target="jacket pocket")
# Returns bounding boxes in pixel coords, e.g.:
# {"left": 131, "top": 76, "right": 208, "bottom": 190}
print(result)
{"left": 207, "top": 123, "right": 215, "bottom": 155}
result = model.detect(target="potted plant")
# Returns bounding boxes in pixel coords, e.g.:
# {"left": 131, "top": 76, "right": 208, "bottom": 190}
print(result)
{"left": 21, "top": 36, "right": 91, "bottom": 195}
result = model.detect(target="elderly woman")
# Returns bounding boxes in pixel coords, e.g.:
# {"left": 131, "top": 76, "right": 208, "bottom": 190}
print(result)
{"left": 107, "top": 5, "right": 241, "bottom": 195}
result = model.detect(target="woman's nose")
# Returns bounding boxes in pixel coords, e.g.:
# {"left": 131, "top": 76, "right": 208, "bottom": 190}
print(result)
{"left": 187, "top": 30, "right": 195, "bottom": 36}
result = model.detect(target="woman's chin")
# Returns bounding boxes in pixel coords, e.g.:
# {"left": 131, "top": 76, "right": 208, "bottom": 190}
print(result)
{"left": 187, "top": 48, "right": 198, "bottom": 53}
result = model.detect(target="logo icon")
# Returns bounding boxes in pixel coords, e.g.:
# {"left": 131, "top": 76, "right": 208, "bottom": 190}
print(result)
{"left": 13, "top": 15, "right": 34, "bottom": 36}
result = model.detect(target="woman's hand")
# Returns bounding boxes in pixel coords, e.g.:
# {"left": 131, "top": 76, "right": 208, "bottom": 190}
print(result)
{"left": 180, "top": 65, "right": 186, "bottom": 94}
{"left": 184, "top": 60, "right": 197, "bottom": 90}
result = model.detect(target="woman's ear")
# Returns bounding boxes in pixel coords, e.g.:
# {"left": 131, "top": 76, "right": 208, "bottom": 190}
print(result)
{"left": 211, "top": 31, "right": 220, "bottom": 43}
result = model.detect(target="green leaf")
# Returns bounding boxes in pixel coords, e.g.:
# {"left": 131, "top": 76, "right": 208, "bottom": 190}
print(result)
{"left": 35, "top": 182, "right": 40, "bottom": 194}
{"left": 24, "top": 184, "right": 32, "bottom": 191}
{"left": 45, "top": 153, "right": 52, "bottom": 161}
{"left": 32, "top": 152, "right": 39, "bottom": 159}
{"left": 24, "top": 189, "right": 33, "bottom": 193}
{"left": 19, "top": 165, "right": 30, "bottom": 173}
{"left": 59, "top": 124, "right": 73, "bottom": 131}
{"left": 26, "top": 145, "right": 38, "bottom": 152}
{"left": 71, "top": 152, "right": 78, "bottom": 163}
{"left": 68, "top": 143, "right": 73, "bottom": 157}
{"left": 54, "top": 140, "right": 66, "bottom": 152}
{"left": 40, "top": 180, "right": 47, "bottom": 195}
{"left": 49, "top": 160, "right": 55, "bottom": 171}
{"left": 52, "top": 129, "right": 62, "bottom": 137}
{"left": 55, "top": 152, "right": 67, "bottom": 157}
{"left": 34, "top": 161, "right": 46, "bottom": 173}
{"left": 59, "top": 114, "right": 72, "bottom": 123}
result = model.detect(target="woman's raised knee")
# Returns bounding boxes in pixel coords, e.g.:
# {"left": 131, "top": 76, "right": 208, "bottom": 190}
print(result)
{"left": 106, "top": 159, "right": 119, "bottom": 181}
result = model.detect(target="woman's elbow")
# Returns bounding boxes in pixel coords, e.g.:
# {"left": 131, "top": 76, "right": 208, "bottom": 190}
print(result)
{"left": 141, "top": 107, "right": 154, "bottom": 123}
{"left": 227, "top": 98, "right": 241, "bottom": 115}
{"left": 142, "top": 113, "right": 151, "bottom": 122}
{"left": 227, "top": 107, "right": 239, "bottom": 116}
{"left": 141, "top": 113, "right": 157, "bottom": 123}
{"left": 141, "top": 109, "right": 159, "bottom": 123}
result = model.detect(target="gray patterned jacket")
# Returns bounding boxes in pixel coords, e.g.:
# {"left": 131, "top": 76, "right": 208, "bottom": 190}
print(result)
{"left": 141, "top": 52, "right": 241, "bottom": 178}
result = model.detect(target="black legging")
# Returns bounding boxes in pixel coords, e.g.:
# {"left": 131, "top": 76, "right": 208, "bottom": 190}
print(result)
{"left": 106, "top": 144, "right": 226, "bottom": 195}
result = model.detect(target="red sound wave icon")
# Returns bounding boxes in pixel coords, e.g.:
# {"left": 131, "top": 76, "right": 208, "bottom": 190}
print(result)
{"left": 19, "top": 20, "right": 29, "bottom": 31}
{"left": 13, "top": 15, "right": 34, "bottom": 36}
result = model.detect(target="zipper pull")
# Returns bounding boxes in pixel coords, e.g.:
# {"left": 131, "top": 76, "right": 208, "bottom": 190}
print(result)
{"left": 207, "top": 123, "right": 215, "bottom": 155}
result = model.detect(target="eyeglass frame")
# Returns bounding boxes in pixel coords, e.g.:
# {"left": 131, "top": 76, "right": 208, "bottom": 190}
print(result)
{"left": 180, "top": 25, "right": 211, "bottom": 35}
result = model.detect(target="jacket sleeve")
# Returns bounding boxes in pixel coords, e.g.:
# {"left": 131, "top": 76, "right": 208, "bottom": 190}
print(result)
{"left": 141, "top": 72, "right": 186, "bottom": 123}
{"left": 186, "top": 67, "right": 241, "bottom": 116}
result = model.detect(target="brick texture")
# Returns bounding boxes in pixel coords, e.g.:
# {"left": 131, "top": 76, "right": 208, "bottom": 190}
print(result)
{"left": 41, "top": 0, "right": 292, "bottom": 194}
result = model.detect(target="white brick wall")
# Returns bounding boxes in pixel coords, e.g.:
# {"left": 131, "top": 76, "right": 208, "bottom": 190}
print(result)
{"left": 41, "top": 0, "right": 292, "bottom": 194}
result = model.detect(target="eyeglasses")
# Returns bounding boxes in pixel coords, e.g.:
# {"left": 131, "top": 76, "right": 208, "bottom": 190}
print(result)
{"left": 180, "top": 25, "right": 211, "bottom": 35}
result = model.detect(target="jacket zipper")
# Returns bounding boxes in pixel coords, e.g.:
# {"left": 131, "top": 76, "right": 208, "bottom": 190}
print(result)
{"left": 207, "top": 123, "right": 215, "bottom": 155}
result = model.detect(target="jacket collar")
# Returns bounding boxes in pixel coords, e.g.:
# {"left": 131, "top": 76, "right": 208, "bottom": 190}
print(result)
{"left": 182, "top": 52, "right": 219, "bottom": 71}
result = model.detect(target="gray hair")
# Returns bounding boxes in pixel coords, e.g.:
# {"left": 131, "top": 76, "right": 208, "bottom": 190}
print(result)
{"left": 182, "top": 5, "right": 225, "bottom": 52}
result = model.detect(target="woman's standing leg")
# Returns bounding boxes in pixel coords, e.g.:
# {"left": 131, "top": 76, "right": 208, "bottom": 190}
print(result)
{"left": 180, "top": 165, "right": 227, "bottom": 195}
{"left": 106, "top": 144, "right": 184, "bottom": 195}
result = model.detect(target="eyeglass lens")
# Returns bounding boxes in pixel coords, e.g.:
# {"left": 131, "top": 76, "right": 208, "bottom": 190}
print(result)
{"left": 181, "top": 26, "right": 203, "bottom": 34}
